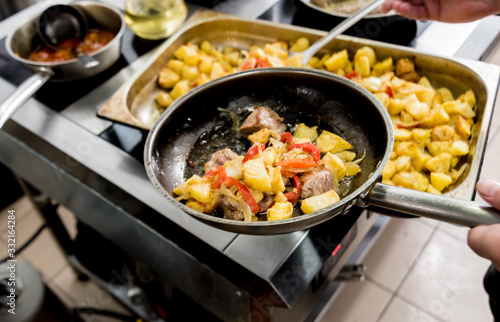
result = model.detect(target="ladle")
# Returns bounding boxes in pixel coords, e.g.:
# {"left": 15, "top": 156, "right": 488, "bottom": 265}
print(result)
{"left": 36, "top": 4, "right": 99, "bottom": 68}
{"left": 299, "top": 0, "right": 387, "bottom": 65}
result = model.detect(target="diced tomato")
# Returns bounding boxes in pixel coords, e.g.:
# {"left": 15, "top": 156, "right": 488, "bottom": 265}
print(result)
{"left": 288, "top": 143, "right": 320, "bottom": 163}
{"left": 240, "top": 57, "right": 270, "bottom": 71}
{"left": 385, "top": 85, "right": 394, "bottom": 98}
{"left": 346, "top": 71, "right": 358, "bottom": 80}
{"left": 224, "top": 177, "right": 260, "bottom": 214}
{"left": 276, "top": 159, "right": 318, "bottom": 168}
{"left": 255, "top": 58, "right": 270, "bottom": 68}
{"left": 204, "top": 166, "right": 227, "bottom": 189}
{"left": 284, "top": 175, "right": 301, "bottom": 203}
{"left": 240, "top": 60, "right": 254, "bottom": 70}
{"left": 280, "top": 132, "right": 293, "bottom": 144}
{"left": 242, "top": 144, "right": 265, "bottom": 163}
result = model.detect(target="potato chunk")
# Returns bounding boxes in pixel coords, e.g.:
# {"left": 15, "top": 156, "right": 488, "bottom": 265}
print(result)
{"left": 430, "top": 172, "right": 453, "bottom": 192}
{"left": 158, "top": 68, "right": 180, "bottom": 89}
{"left": 301, "top": 190, "right": 340, "bottom": 214}
{"left": 405, "top": 101, "right": 430, "bottom": 120}
{"left": 293, "top": 123, "right": 318, "bottom": 142}
{"left": 316, "top": 131, "right": 352, "bottom": 154}
{"left": 243, "top": 158, "right": 272, "bottom": 191}
{"left": 324, "top": 49, "right": 348, "bottom": 72}
{"left": 425, "top": 153, "right": 452, "bottom": 173}
{"left": 290, "top": 37, "right": 310, "bottom": 52}
{"left": 267, "top": 201, "right": 294, "bottom": 221}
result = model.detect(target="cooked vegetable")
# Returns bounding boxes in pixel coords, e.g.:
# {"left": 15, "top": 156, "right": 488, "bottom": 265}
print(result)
{"left": 174, "top": 113, "right": 359, "bottom": 221}
{"left": 301, "top": 190, "right": 340, "bottom": 214}
{"left": 161, "top": 39, "right": 476, "bottom": 195}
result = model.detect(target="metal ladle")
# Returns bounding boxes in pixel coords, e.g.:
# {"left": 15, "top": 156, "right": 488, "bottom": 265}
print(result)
{"left": 299, "top": 0, "right": 387, "bottom": 65}
{"left": 36, "top": 4, "right": 99, "bottom": 68}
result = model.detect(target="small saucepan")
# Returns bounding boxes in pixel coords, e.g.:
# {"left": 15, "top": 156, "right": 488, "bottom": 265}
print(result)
{"left": 0, "top": 1, "right": 125, "bottom": 128}
{"left": 144, "top": 68, "right": 500, "bottom": 235}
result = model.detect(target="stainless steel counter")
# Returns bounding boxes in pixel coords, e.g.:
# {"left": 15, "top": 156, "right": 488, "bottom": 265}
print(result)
{"left": 0, "top": 1, "right": 499, "bottom": 321}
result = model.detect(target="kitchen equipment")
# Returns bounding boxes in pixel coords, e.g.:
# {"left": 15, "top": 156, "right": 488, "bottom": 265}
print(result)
{"left": 297, "top": 0, "right": 385, "bottom": 65}
{"left": 298, "top": 0, "right": 390, "bottom": 18}
{"left": 36, "top": 4, "right": 99, "bottom": 69}
{"left": 37, "top": 4, "right": 88, "bottom": 49}
{"left": 0, "top": 1, "right": 125, "bottom": 128}
{"left": 144, "top": 68, "right": 500, "bottom": 235}
{"left": 124, "top": 0, "right": 188, "bottom": 40}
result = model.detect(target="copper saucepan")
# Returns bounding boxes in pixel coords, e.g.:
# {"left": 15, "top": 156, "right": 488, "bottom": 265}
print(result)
{"left": 144, "top": 68, "right": 500, "bottom": 235}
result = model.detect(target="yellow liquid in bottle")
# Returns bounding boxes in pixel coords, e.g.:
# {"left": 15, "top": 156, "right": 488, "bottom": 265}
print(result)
{"left": 125, "top": 0, "right": 187, "bottom": 40}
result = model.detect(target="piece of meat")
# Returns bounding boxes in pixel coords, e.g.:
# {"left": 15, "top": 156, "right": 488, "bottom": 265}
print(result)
{"left": 299, "top": 166, "right": 335, "bottom": 199}
{"left": 258, "top": 193, "right": 275, "bottom": 212}
{"left": 204, "top": 148, "right": 239, "bottom": 174}
{"left": 221, "top": 196, "right": 244, "bottom": 221}
{"left": 239, "top": 106, "right": 287, "bottom": 135}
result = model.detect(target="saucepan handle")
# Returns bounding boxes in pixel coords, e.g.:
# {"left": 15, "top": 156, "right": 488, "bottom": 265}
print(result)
{"left": 366, "top": 183, "right": 500, "bottom": 227}
{"left": 0, "top": 70, "right": 52, "bottom": 129}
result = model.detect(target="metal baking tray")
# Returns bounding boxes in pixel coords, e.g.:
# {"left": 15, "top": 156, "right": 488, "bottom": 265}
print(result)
{"left": 98, "top": 15, "right": 499, "bottom": 201}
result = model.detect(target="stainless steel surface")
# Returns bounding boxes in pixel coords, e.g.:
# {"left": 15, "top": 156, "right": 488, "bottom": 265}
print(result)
{"left": 299, "top": 0, "right": 385, "bottom": 65}
{"left": 334, "top": 264, "right": 366, "bottom": 282}
{"left": 0, "top": 71, "right": 52, "bottom": 128}
{"left": 367, "top": 183, "right": 500, "bottom": 227}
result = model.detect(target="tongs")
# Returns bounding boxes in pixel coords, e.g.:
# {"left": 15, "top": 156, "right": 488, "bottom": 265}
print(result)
{"left": 298, "top": 0, "right": 387, "bottom": 66}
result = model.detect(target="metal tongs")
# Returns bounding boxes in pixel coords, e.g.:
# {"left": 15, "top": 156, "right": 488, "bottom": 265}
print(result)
{"left": 298, "top": 0, "right": 387, "bottom": 65}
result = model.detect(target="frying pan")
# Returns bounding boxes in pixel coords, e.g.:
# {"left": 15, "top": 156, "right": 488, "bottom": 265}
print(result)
{"left": 0, "top": 1, "right": 125, "bottom": 128}
{"left": 144, "top": 68, "right": 500, "bottom": 235}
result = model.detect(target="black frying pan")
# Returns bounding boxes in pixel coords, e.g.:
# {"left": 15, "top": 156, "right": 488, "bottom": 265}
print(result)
{"left": 144, "top": 68, "right": 500, "bottom": 235}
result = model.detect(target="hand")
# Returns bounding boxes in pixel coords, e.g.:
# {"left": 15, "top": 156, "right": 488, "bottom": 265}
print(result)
{"left": 382, "top": 0, "right": 500, "bottom": 23}
{"left": 467, "top": 179, "right": 500, "bottom": 270}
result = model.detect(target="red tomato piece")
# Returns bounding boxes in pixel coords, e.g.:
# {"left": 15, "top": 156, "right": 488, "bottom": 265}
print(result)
{"left": 224, "top": 177, "right": 260, "bottom": 214}
{"left": 288, "top": 143, "right": 320, "bottom": 163}
{"left": 385, "top": 85, "right": 394, "bottom": 98}
{"left": 284, "top": 175, "right": 301, "bottom": 203}
{"left": 276, "top": 159, "right": 318, "bottom": 168}
{"left": 243, "top": 144, "right": 265, "bottom": 163}
{"left": 346, "top": 71, "right": 358, "bottom": 80}
{"left": 204, "top": 166, "right": 228, "bottom": 189}
{"left": 280, "top": 132, "right": 293, "bottom": 143}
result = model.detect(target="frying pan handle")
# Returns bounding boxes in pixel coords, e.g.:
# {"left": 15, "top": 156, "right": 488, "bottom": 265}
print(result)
{"left": 366, "top": 183, "right": 500, "bottom": 227}
{"left": 0, "top": 70, "right": 52, "bottom": 129}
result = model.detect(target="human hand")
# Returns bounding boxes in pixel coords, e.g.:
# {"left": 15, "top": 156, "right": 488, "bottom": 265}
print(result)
{"left": 467, "top": 179, "right": 500, "bottom": 270}
{"left": 382, "top": 0, "right": 500, "bottom": 23}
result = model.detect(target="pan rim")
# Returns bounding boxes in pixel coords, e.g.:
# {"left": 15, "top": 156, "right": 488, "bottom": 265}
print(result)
{"left": 145, "top": 67, "right": 394, "bottom": 231}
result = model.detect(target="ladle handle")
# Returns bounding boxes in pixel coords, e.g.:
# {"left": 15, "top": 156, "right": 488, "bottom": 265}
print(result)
{"left": 300, "top": 0, "right": 387, "bottom": 65}
{"left": 367, "top": 183, "right": 500, "bottom": 227}
{"left": 0, "top": 71, "right": 52, "bottom": 129}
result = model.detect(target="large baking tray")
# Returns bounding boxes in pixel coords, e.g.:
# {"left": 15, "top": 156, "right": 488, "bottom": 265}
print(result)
{"left": 98, "top": 15, "right": 499, "bottom": 201}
